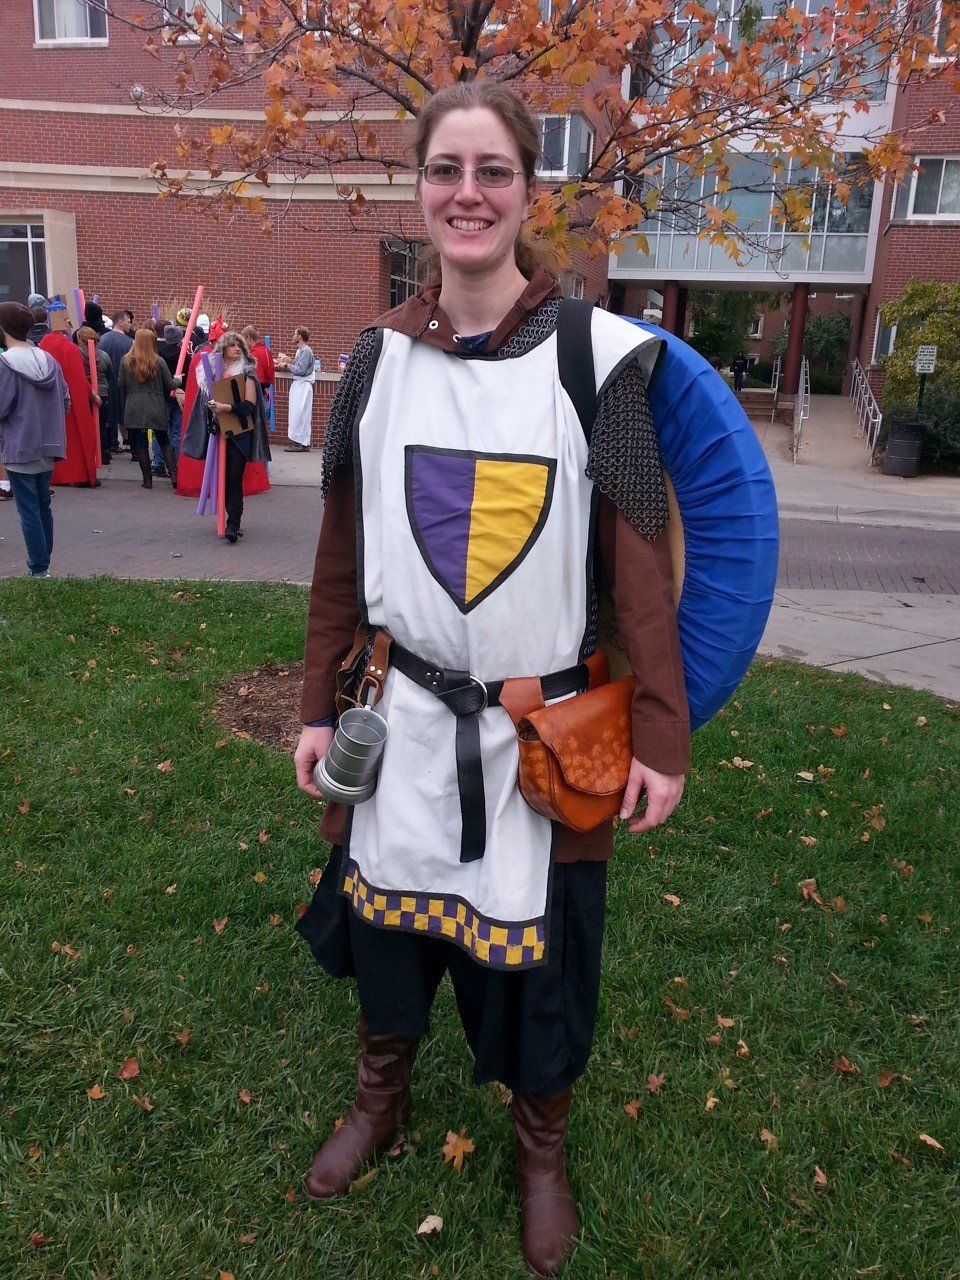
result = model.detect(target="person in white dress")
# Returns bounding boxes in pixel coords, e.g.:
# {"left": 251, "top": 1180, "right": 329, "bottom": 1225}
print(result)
{"left": 276, "top": 325, "right": 315, "bottom": 451}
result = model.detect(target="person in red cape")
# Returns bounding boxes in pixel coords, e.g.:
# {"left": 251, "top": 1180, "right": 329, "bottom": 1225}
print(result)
{"left": 40, "top": 330, "right": 99, "bottom": 487}
{"left": 175, "top": 317, "right": 270, "bottom": 500}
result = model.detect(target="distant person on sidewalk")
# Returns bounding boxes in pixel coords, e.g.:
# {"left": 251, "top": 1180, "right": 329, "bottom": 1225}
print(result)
{"left": 277, "top": 326, "right": 315, "bottom": 452}
{"left": 100, "top": 310, "right": 134, "bottom": 452}
{"left": 242, "top": 325, "right": 276, "bottom": 424}
{"left": 0, "top": 302, "right": 69, "bottom": 577}
{"left": 76, "top": 325, "right": 112, "bottom": 465}
{"left": 40, "top": 325, "right": 99, "bottom": 488}
{"left": 180, "top": 330, "right": 271, "bottom": 542}
{"left": 118, "top": 328, "right": 180, "bottom": 490}
{"left": 732, "top": 350, "right": 748, "bottom": 393}
{"left": 153, "top": 323, "right": 185, "bottom": 477}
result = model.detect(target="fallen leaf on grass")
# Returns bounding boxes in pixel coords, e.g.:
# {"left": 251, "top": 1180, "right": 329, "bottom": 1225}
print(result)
{"left": 268, "top": 914, "right": 283, "bottom": 927}
{"left": 647, "top": 1072, "right": 666, "bottom": 1094}
{"left": 834, "top": 1056, "right": 861, "bottom": 1075}
{"left": 165, "top": 884, "right": 177, "bottom": 895}
{"left": 663, "top": 894, "right": 681, "bottom": 907}
{"left": 442, "top": 1128, "right": 475, "bottom": 1173}
{"left": 240, "top": 1232, "right": 257, "bottom": 1245}
{"left": 799, "top": 835, "right": 817, "bottom": 847}
{"left": 51, "top": 941, "right": 80, "bottom": 958}
{"left": 717, "top": 1015, "right": 734, "bottom": 1029}
{"left": 132, "top": 1095, "right": 154, "bottom": 1111}
{"left": 285, "top": 1186, "right": 296, "bottom": 1203}
{"left": 889, "top": 1149, "right": 911, "bottom": 1166}
{"left": 350, "top": 1168, "right": 379, "bottom": 1192}
{"left": 117, "top": 1058, "right": 140, "bottom": 1080}
{"left": 176, "top": 1026, "right": 190, "bottom": 1046}
{"left": 28, "top": 1232, "right": 54, "bottom": 1247}
{"left": 759, "top": 1129, "right": 779, "bottom": 1152}
{"left": 624, "top": 1098, "right": 641, "bottom": 1118}
{"left": 664, "top": 996, "right": 690, "bottom": 1021}
{"left": 417, "top": 1215, "right": 444, "bottom": 1236}
{"left": 156, "top": 760, "right": 173, "bottom": 773}
{"left": 919, "top": 1133, "right": 944, "bottom": 1153}
{"left": 219, "top": 1272, "right": 235, "bottom": 1280}
{"left": 736, "top": 1040, "right": 750, "bottom": 1058}
{"left": 830, "top": 725, "right": 848, "bottom": 737}
{"left": 799, "top": 878, "right": 823, "bottom": 905}
{"left": 86, "top": 1084, "right": 107, "bottom": 1100}
{"left": 18, "top": 798, "right": 30, "bottom": 814}
{"left": 308, "top": 868, "right": 323, "bottom": 887}
{"left": 212, "top": 917, "right": 228, "bottom": 934}
{"left": 796, "top": 770, "right": 815, "bottom": 782}
{"left": 813, "top": 1166, "right": 827, "bottom": 1187}
{"left": 253, "top": 871, "right": 267, "bottom": 883}
{"left": 258, "top": 829, "right": 270, "bottom": 845}
{"left": 876, "top": 1070, "right": 909, "bottom": 1088}
{"left": 704, "top": 1091, "right": 719, "bottom": 1111}
{"left": 238, "top": 1089, "right": 255, "bottom": 1104}
{"left": 829, "top": 972, "right": 847, "bottom": 988}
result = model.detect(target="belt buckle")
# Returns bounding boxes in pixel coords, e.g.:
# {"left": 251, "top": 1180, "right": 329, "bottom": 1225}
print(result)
{"left": 469, "top": 674, "right": 488, "bottom": 712}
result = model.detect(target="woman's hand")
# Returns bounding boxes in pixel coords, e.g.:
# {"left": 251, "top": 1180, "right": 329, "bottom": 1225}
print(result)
{"left": 619, "top": 760, "right": 685, "bottom": 834}
{"left": 174, "top": 389, "right": 185, "bottom": 408}
{"left": 295, "top": 725, "right": 335, "bottom": 798}
{"left": 92, "top": 393, "right": 102, "bottom": 407}
{"left": 208, "top": 399, "right": 232, "bottom": 414}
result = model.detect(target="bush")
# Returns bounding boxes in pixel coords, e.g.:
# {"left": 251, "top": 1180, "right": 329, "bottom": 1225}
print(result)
{"left": 809, "top": 367, "right": 843, "bottom": 395}
{"left": 750, "top": 359, "right": 775, "bottom": 384}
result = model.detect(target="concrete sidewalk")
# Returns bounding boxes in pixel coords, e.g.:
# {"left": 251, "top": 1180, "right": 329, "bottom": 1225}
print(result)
{"left": 752, "top": 396, "right": 959, "bottom": 701}
{"left": 1, "top": 397, "right": 958, "bottom": 702}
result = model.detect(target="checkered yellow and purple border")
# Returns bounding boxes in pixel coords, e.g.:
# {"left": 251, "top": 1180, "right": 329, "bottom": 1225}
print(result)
{"left": 342, "top": 858, "right": 546, "bottom": 969}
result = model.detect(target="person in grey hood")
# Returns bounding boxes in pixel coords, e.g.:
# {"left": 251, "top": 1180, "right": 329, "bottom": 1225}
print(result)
{"left": 0, "top": 302, "right": 69, "bottom": 577}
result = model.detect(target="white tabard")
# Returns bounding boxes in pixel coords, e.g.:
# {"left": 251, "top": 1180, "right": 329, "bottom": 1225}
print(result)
{"left": 343, "top": 310, "right": 660, "bottom": 968}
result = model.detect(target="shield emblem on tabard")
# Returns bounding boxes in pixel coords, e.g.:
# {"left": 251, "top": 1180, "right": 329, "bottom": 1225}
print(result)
{"left": 405, "top": 446, "right": 557, "bottom": 614}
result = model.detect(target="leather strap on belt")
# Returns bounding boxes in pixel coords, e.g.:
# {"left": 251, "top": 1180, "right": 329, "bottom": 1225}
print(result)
{"left": 390, "top": 642, "right": 588, "bottom": 864}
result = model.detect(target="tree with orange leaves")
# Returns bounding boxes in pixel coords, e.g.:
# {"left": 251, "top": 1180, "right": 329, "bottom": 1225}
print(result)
{"left": 122, "top": 0, "right": 958, "bottom": 261}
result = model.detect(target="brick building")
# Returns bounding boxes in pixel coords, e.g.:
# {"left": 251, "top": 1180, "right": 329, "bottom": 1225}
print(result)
{"left": 0, "top": 0, "right": 607, "bottom": 437}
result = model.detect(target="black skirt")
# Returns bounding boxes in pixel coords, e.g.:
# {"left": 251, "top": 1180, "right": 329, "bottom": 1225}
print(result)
{"left": 296, "top": 844, "right": 607, "bottom": 1097}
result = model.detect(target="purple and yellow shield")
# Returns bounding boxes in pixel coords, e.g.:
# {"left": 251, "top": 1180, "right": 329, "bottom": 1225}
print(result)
{"left": 405, "top": 446, "right": 556, "bottom": 613}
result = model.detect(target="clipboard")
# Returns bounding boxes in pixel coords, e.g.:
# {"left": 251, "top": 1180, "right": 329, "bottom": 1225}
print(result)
{"left": 213, "top": 375, "right": 254, "bottom": 436}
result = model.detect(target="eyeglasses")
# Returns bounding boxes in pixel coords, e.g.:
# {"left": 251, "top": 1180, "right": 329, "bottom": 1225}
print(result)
{"left": 419, "top": 162, "right": 522, "bottom": 188}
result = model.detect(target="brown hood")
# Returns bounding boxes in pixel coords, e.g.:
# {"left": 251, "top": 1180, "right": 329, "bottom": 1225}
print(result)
{"left": 372, "top": 266, "right": 562, "bottom": 353}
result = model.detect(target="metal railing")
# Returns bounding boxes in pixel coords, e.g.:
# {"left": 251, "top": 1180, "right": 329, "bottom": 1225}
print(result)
{"left": 791, "top": 356, "right": 810, "bottom": 464}
{"left": 770, "top": 355, "right": 782, "bottom": 423}
{"left": 850, "top": 357, "right": 883, "bottom": 465}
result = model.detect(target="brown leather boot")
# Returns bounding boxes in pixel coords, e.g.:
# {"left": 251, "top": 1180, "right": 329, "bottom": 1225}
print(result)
{"left": 161, "top": 443, "right": 178, "bottom": 491}
{"left": 513, "top": 1088, "right": 578, "bottom": 1277}
{"left": 303, "top": 1016, "right": 419, "bottom": 1200}
{"left": 134, "top": 448, "right": 152, "bottom": 489}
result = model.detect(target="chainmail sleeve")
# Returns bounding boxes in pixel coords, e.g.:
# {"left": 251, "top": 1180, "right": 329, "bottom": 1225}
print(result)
{"left": 586, "top": 359, "right": 669, "bottom": 542}
{"left": 320, "top": 327, "right": 379, "bottom": 497}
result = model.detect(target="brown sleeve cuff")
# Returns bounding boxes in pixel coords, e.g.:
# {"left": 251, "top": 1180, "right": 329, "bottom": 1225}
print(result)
{"left": 300, "top": 462, "right": 361, "bottom": 723}
{"left": 597, "top": 496, "right": 691, "bottom": 775}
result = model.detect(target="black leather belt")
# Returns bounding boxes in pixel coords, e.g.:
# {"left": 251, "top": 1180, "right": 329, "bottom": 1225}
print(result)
{"left": 390, "top": 641, "right": 588, "bottom": 863}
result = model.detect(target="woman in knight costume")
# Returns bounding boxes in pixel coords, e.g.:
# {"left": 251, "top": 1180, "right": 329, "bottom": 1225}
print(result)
{"left": 294, "top": 83, "right": 691, "bottom": 1277}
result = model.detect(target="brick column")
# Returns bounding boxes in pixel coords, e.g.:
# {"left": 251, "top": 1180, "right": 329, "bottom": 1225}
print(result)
{"left": 782, "top": 283, "right": 809, "bottom": 395}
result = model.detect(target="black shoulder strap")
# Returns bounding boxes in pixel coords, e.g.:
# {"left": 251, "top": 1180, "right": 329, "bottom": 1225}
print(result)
{"left": 557, "top": 297, "right": 598, "bottom": 444}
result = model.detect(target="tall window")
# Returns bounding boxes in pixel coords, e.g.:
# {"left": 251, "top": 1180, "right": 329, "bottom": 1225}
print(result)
{"left": 35, "top": 0, "right": 106, "bottom": 41}
{"left": 388, "top": 240, "right": 425, "bottom": 309}
{"left": 893, "top": 158, "right": 960, "bottom": 219}
{"left": 538, "top": 116, "right": 593, "bottom": 179}
{"left": 0, "top": 224, "right": 48, "bottom": 305}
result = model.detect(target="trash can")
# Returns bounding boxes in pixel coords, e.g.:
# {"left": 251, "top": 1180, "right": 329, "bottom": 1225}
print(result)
{"left": 882, "top": 419, "right": 924, "bottom": 478}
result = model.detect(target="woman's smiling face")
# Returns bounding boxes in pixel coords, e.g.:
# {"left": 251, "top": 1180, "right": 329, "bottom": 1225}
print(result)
{"left": 419, "top": 107, "right": 535, "bottom": 281}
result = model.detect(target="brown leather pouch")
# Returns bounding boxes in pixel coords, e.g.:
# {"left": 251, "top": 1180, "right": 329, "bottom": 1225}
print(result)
{"left": 334, "top": 625, "right": 392, "bottom": 716}
{"left": 501, "top": 652, "right": 635, "bottom": 832}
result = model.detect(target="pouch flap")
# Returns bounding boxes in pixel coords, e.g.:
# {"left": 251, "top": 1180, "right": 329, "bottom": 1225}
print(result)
{"left": 519, "top": 676, "right": 633, "bottom": 796}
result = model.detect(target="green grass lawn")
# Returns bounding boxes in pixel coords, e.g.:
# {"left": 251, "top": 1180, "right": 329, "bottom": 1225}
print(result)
{"left": 1, "top": 578, "right": 958, "bottom": 1279}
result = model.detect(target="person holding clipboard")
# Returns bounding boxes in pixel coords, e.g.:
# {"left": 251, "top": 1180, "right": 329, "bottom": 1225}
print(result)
{"left": 182, "top": 330, "right": 271, "bottom": 542}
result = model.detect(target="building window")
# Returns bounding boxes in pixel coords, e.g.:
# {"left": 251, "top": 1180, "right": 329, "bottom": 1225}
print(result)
{"left": 894, "top": 157, "right": 960, "bottom": 220}
{"left": 163, "top": 0, "right": 242, "bottom": 35}
{"left": 749, "top": 314, "right": 764, "bottom": 340}
{"left": 872, "top": 319, "right": 896, "bottom": 362}
{"left": 0, "top": 223, "right": 48, "bottom": 305}
{"left": 388, "top": 240, "right": 425, "bottom": 309}
{"left": 561, "top": 273, "right": 584, "bottom": 299}
{"left": 34, "top": 0, "right": 106, "bottom": 41}
{"left": 538, "top": 116, "right": 593, "bottom": 179}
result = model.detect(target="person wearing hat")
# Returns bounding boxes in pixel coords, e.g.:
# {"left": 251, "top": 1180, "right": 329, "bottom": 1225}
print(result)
{"left": 40, "top": 318, "right": 99, "bottom": 488}
{"left": 26, "top": 296, "right": 50, "bottom": 347}
{"left": 0, "top": 302, "right": 69, "bottom": 576}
